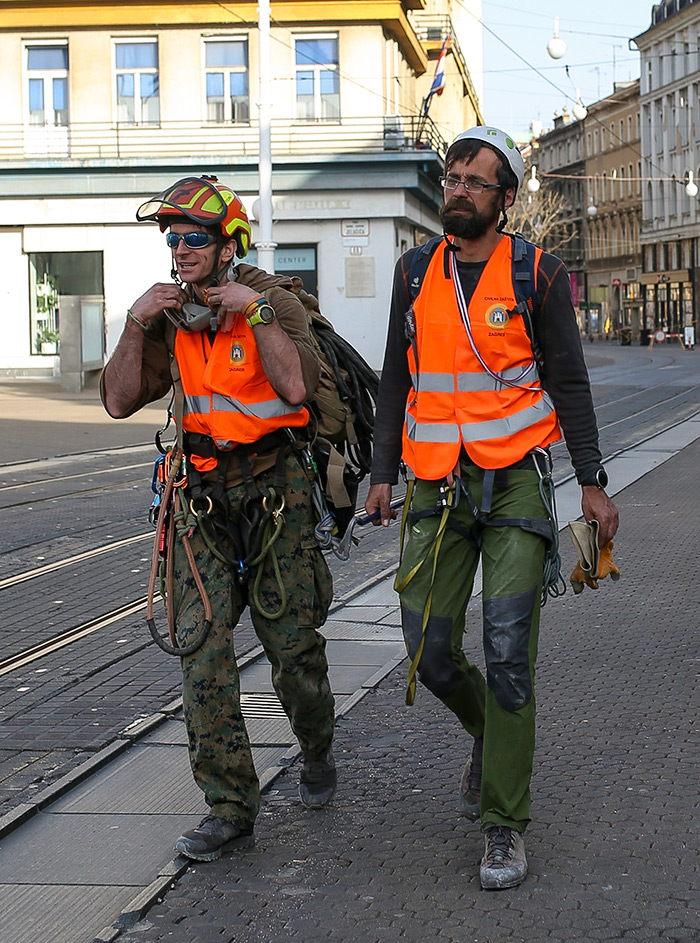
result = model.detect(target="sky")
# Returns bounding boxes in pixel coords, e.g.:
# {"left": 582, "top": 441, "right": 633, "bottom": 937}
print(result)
{"left": 480, "top": 0, "right": 653, "bottom": 140}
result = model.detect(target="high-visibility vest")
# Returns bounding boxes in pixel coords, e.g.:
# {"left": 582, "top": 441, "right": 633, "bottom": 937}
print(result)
{"left": 175, "top": 322, "right": 308, "bottom": 472}
{"left": 402, "top": 236, "right": 561, "bottom": 479}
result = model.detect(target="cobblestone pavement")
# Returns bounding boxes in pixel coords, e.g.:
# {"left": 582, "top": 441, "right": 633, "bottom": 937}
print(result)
{"left": 114, "top": 438, "right": 700, "bottom": 942}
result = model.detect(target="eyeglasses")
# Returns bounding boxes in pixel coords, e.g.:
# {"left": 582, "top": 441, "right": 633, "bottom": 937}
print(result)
{"left": 439, "top": 174, "right": 501, "bottom": 194}
{"left": 166, "top": 232, "right": 218, "bottom": 249}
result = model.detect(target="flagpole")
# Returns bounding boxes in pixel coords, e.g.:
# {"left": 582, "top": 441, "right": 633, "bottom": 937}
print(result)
{"left": 414, "top": 36, "right": 449, "bottom": 148}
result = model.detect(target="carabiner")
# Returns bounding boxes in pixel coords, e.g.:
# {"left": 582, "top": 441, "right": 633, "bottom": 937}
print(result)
{"left": 438, "top": 478, "right": 460, "bottom": 511}
{"left": 530, "top": 447, "right": 552, "bottom": 481}
{"left": 190, "top": 495, "right": 214, "bottom": 517}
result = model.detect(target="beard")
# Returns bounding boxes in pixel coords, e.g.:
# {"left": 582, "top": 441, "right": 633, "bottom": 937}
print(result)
{"left": 440, "top": 194, "right": 502, "bottom": 240}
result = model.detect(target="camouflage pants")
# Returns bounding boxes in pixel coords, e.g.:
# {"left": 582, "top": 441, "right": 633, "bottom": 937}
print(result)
{"left": 172, "top": 450, "right": 335, "bottom": 830}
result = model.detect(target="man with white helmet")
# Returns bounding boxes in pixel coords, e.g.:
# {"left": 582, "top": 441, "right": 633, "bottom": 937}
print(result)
{"left": 366, "top": 127, "right": 618, "bottom": 889}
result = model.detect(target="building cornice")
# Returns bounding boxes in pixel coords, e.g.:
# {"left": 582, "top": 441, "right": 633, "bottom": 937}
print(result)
{"left": 0, "top": 0, "right": 427, "bottom": 71}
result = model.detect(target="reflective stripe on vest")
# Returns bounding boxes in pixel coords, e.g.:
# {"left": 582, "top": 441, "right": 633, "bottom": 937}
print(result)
{"left": 183, "top": 392, "right": 302, "bottom": 420}
{"left": 402, "top": 236, "right": 561, "bottom": 478}
{"left": 413, "top": 362, "right": 541, "bottom": 395}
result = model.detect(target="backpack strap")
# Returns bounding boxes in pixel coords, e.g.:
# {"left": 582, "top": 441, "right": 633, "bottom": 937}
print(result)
{"left": 404, "top": 236, "right": 447, "bottom": 382}
{"left": 510, "top": 232, "right": 543, "bottom": 371}
{"left": 406, "top": 235, "right": 447, "bottom": 303}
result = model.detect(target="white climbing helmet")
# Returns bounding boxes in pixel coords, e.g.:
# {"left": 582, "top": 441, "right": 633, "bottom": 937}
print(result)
{"left": 447, "top": 126, "right": 524, "bottom": 195}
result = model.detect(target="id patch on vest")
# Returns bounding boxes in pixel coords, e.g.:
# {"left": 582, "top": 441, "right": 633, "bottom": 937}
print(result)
{"left": 485, "top": 303, "right": 511, "bottom": 329}
{"left": 230, "top": 340, "right": 247, "bottom": 365}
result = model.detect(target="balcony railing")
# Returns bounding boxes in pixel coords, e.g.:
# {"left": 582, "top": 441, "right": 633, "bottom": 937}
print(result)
{"left": 0, "top": 115, "right": 448, "bottom": 163}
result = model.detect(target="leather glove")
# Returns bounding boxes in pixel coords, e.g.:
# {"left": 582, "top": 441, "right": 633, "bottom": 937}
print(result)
{"left": 568, "top": 521, "right": 620, "bottom": 594}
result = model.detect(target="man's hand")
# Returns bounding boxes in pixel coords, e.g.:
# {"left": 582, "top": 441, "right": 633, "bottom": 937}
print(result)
{"left": 581, "top": 486, "right": 619, "bottom": 547}
{"left": 205, "top": 282, "right": 263, "bottom": 333}
{"left": 365, "top": 483, "right": 396, "bottom": 527}
{"left": 129, "top": 283, "right": 188, "bottom": 326}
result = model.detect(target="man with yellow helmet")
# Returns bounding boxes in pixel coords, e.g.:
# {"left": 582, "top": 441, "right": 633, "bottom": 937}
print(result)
{"left": 101, "top": 175, "right": 337, "bottom": 862}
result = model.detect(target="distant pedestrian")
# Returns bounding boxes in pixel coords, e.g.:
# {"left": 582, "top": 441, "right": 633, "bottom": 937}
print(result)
{"left": 101, "top": 175, "right": 336, "bottom": 861}
{"left": 366, "top": 127, "right": 618, "bottom": 889}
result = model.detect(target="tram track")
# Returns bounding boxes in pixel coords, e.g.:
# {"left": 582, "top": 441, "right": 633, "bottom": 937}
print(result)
{"left": 0, "top": 597, "right": 148, "bottom": 677}
{"left": 3, "top": 367, "right": 700, "bottom": 683}
{"left": 0, "top": 532, "right": 152, "bottom": 590}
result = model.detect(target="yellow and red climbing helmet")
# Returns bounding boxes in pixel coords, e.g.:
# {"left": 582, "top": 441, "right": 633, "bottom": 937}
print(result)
{"left": 136, "top": 175, "right": 251, "bottom": 258}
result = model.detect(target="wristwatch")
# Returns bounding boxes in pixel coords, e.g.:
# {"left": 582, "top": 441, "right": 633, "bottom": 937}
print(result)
{"left": 582, "top": 468, "right": 608, "bottom": 490}
{"left": 244, "top": 297, "right": 276, "bottom": 328}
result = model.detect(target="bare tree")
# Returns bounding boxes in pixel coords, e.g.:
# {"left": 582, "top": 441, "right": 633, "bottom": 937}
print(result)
{"left": 508, "top": 184, "right": 577, "bottom": 254}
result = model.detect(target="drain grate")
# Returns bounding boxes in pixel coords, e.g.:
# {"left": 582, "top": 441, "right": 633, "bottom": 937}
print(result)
{"left": 241, "top": 692, "right": 286, "bottom": 718}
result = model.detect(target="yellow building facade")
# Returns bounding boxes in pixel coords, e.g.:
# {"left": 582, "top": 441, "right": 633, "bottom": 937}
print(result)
{"left": 0, "top": 0, "right": 482, "bottom": 380}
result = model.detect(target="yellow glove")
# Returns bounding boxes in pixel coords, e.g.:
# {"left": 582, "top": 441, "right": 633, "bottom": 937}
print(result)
{"left": 568, "top": 521, "right": 620, "bottom": 594}
{"left": 597, "top": 540, "right": 620, "bottom": 582}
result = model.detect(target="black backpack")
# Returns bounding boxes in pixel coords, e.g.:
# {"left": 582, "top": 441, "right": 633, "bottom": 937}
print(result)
{"left": 291, "top": 285, "right": 378, "bottom": 543}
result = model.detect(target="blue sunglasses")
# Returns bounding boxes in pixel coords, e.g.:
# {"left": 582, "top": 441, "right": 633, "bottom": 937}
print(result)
{"left": 166, "top": 232, "right": 218, "bottom": 249}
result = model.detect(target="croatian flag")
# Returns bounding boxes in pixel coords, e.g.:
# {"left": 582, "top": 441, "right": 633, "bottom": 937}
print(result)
{"left": 423, "top": 36, "right": 449, "bottom": 115}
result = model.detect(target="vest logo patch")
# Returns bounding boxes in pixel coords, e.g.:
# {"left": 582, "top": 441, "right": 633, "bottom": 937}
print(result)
{"left": 485, "top": 303, "right": 511, "bottom": 329}
{"left": 230, "top": 341, "right": 246, "bottom": 364}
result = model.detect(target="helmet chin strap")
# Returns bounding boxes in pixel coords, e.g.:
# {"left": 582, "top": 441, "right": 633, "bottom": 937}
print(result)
{"left": 169, "top": 239, "right": 229, "bottom": 298}
{"left": 496, "top": 193, "right": 509, "bottom": 234}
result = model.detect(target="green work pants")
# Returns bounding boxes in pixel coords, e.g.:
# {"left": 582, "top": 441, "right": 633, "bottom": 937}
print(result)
{"left": 173, "top": 451, "right": 335, "bottom": 830}
{"left": 398, "top": 462, "right": 547, "bottom": 833}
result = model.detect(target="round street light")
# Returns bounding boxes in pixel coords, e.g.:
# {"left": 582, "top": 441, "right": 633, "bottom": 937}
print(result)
{"left": 547, "top": 18, "right": 566, "bottom": 60}
{"left": 572, "top": 91, "right": 587, "bottom": 121}
{"left": 587, "top": 204, "right": 598, "bottom": 217}
{"left": 526, "top": 166, "right": 541, "bottom": 193}
{"left": 686, "top": 171, "right": 698, "bottom": 198}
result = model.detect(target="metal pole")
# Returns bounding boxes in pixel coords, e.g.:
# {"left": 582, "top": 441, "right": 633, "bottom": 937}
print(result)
{"left": 256, "top": 0, "right": 276, "bottom": 272}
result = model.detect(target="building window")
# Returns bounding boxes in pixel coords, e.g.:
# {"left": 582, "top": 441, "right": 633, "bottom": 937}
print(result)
{"left": 205, "top": 38, "right": 249, "bottom": 123}
{"left": 294, "top": 35, "right": 339, "bottom": 121}
{"left": 26, "top": 44, "right": 69, "bottom": 126}
{"left": 114, "top": 40, "right": 160, "bottom": 124}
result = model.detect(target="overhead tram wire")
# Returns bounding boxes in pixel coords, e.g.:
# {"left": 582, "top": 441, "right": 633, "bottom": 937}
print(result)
{"left": 458, "top": 3, "right": 690, "bottom": 198}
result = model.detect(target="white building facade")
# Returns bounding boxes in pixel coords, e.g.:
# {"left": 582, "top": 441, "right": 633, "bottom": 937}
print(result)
{"left": 0, "top": 0, "right": 483, "bottom": 384}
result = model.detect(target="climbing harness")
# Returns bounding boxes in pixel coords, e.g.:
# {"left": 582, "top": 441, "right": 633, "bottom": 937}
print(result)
{"left": 145, "top": 430, "right": 295, "bottom": 657}
{"left": 395, "top": 449, "right": 565, "bottom": 705}
{"left": 146, "top": 445, "right": 215, "bottom": 656}
{"left": 395, "top": 475, "right": 457, "bottom": 706}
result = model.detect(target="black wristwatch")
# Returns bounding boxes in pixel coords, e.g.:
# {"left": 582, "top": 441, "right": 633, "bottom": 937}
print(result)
{"left": 582, "top": 468, "right": 608, "bottom": 490}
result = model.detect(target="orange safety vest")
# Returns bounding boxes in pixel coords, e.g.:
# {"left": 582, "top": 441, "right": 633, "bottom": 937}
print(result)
{"left": 402, "top": 236, "right": 561, "bottom": 479}
{"left": 175, "top": 322, "right": 309, "bottom": 472}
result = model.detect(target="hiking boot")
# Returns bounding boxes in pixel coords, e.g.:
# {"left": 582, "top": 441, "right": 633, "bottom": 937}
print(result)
{"left": 459, "top": 737, "right": 483, "bottom": 821}
{"left": 299, "top": 747, "right": 336, "bottom": 809}
{"left": 480, "top": 825, "right": 528, "bottom": 890}
{"left": 174, "top": 815, "right": 254, "bottom": 862}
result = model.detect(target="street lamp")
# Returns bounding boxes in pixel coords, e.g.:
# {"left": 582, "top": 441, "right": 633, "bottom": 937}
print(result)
{"left": 686, "top": 171, "right": 698, "bottom": 198}
{"left": 572, "top": 91, "right": 587, "bottom": 121}
{"left": 526, "top": 166, "right": 541, "bottom": 193}
{"left": 547, "top": 18, "right": 566, "bottom": 60}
